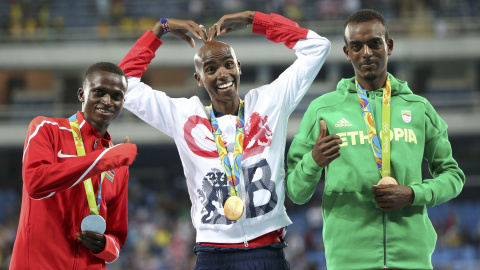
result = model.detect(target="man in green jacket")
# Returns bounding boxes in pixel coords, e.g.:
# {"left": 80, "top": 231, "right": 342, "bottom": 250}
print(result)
{"left": 286, "top": 9, "right": 465, "bottom": 270}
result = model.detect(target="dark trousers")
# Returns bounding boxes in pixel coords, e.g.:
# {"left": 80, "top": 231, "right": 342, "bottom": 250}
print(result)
{"left": 192, "top": 241, "right": 289, "bottom": 270}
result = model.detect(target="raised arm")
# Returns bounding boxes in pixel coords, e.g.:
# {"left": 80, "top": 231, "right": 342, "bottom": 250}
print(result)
{"left": 118, "top": 18, "right": 208, "bottom": 137}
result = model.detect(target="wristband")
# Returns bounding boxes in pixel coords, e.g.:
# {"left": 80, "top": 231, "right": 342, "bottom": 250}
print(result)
{"left": 160, "top": 18, "right": 170, "bottom": 34}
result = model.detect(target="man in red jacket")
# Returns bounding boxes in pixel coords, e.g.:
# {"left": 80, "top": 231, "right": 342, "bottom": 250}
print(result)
{"left": 10, "top": 62, "right": 137, "bottom": 270}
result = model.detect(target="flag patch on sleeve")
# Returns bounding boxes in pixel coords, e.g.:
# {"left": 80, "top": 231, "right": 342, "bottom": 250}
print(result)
{"left": 105, "top": 170, "right": 115, "bottom": 182}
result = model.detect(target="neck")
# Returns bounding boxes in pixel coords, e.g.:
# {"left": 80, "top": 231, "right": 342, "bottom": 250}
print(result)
{"left": 82, "top": 112, "right": 107, "bottom": 138}
{"left": 212, "top": 99, "right": 240, "bottom": 115}
{"left": 93, "top": 125, "right": 107, "bottom": 138}
{"left": 357, "top": 73, "right": 388, "bottom": 91}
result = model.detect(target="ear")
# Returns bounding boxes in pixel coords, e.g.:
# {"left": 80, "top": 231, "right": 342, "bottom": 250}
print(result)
{"left": 193, "top": 72, "right": 203, "bottom": 87}
{"left": 387, "top": 38, "right": 393, "bottom": 56}
{"left": 343, "top": 45, "right": 351, "bottom": 61}
{"left": 237, "top": 60, "right": 242, "bottom": 75}
{"left": 77, "top": 88, "right": 85, "bottom": 102}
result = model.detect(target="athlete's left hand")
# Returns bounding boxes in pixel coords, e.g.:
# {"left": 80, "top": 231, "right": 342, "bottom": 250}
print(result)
{"left": 208, "top": 11, "right": 256, "bottom": 41}
{"left": 372, "top": 184, "right": 414, "bottom": 211}
{"left": 77, "top": 231, "right": 106, "bottom": 254}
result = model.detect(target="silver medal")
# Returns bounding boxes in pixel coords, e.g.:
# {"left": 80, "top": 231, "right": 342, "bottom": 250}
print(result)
{"left": 81, "top": 214, "right": 106, "bottom": 234}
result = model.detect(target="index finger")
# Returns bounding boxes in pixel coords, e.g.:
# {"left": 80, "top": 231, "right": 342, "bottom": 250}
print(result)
{"left": 79, "top": 231, "right": 104, "bottom": 240}
{"left": 198, "top": 25, "right": 208, "bottom": 43}
{"left": 124, "top": 136, "right": 130, "bottom": 144}
{"left": 207, "top": 24, "right": 218, "bottom": 42}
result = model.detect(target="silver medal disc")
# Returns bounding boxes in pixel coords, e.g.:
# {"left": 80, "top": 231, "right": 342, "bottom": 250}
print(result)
{"left": 81, "top": 214, "right": 106, "bottom": 234}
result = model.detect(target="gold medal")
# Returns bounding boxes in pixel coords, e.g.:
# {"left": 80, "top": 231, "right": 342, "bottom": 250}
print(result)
{"left": 224, "top": 196, "right": 244, "bottom": 221}
{"left": 377, "top": 176, "right": 398, "bottom": 185}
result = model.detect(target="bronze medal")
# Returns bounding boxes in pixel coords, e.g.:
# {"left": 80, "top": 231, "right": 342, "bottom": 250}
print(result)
{"left": 377, "top": 176, "right": 398, "bottom": 185}
{"left": 224, "top": 196, "right": 244, "bottom": 221}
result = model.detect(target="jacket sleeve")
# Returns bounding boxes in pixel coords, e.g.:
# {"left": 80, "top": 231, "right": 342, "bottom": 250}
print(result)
{"left": 92, "top": 168, "right": 129, "bottom": 263}
{"left": 286, "top": 103, "right": 324, "bottom": 204}
{"left": 410, "top": 101, "right": 465, "bottom": 206}
{"left": 22, "top": 117, "right": 137, "bottom": 199}
{"left": 250, "top": 12, "right": 331, "bottom": 115}
{"left": 118, "top": 31, "right": 180, "bottom": 137}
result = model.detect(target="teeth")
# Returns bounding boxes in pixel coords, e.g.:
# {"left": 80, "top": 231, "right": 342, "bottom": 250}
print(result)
{"left": 218, "top": 82, "right": 233, "bottom": 89}
{"left": 98, "top": 109, "right": 111, "bottom": 113}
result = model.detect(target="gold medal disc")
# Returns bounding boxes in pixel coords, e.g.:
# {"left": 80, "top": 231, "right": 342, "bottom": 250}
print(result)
{"left": 224, "top": 196, "right": 244, "bottom": 221}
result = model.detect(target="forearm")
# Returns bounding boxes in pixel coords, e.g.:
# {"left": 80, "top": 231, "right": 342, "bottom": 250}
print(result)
{"left": 23, "top": 144, "right": 136, "bottom": 199}
{"left": 411, "top": 128, "right": 465, "bottom": 206}
{"left": 287, "top": 143, "right": 323, "bottom": 204}
{"left": 118, "top": 31, "right": 162, "bottom": 78}
{"left": 93, "top": 172, "right": 128, "bottom": 262}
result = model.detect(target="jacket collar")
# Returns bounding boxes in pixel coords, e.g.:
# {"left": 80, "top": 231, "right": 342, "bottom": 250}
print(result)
{"left": 340, "top": 73, "right": 413, "bottom": 96}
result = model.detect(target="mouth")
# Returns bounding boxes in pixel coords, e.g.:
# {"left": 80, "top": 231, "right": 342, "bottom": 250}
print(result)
{"left": 217, "top": 81, "right": 234, "bottom": 93}
{"left": 97, "top": 108, "right": 115, "bottom": 116}
{"left": 361, "top": 61, "right": 376, "bottom": 69}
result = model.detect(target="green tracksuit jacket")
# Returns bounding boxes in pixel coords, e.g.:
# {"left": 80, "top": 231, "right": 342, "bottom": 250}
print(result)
{"left": 286, "top": 74, "right": 465, "bottom": 270}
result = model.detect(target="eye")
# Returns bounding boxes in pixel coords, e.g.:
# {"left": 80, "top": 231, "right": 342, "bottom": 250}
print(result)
{"left": 370, "top": 40, "right": 382, "bottom": 49}
{"left": 93, "top": 89, "right": 103, "bottom": 96}
{"left": 205, "top": 66, "right": 215, "bottom": 74}
{"left": 350, "top": 43, "right": 361, "bottom": 51}
{"left": 225, "top": 61, "right": 234, "bottom": 68}
{"left": 112, "top": 94, "right": 123, "bottom": 101}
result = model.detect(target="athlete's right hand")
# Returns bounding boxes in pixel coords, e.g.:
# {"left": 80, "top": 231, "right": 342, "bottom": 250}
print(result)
{"left": 123, "top": 136, "right": 138, "bottom": 161}
{"left": 152, "top": 18, "right": 207, "bottom": 47}
{"left": 312, "top": 120, "right": 342, "bottom": 167}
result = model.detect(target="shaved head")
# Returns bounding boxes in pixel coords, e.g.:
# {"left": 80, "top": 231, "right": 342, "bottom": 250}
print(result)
{"left": 194, "top": 41, "right": 238, "bottom": 73}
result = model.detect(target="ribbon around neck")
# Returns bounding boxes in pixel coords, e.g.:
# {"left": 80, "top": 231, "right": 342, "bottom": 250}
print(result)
{"left": 69, "top": 114, "right": 106, "bottom": 215}
{"left": 355, "top": 77, "right": 391, "bottom": 177}
{"left": 208, "top": 100, "right": 245, "bottom": 196}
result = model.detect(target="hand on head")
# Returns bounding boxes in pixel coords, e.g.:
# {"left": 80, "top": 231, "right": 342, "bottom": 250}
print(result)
{"left": 153, "top": 11, "right": 256, "bottom": 47}
{"left": 207, "top": 11, "right": 256, "bottom": 42}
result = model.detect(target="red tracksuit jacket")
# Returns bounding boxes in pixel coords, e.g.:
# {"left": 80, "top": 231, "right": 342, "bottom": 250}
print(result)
{"left": 10, "top": 111, "right": 137, "bottom": 270}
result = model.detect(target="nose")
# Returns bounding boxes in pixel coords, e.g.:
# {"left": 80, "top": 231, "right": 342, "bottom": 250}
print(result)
{"left": 101, "top": 94, "right": 113, "bottom": 106}
{"left": 361, "top": 44, "right": 373, "bottom": 58}
{"left": 217, "top": 67, "right": 228, "bottom": 79}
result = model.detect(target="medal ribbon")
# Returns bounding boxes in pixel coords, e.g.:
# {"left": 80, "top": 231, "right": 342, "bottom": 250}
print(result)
{"left": 69, "top": 114, "right": 106, "bottom": 215}
{"left": 355, "top": 76, "right": 391, "bottom": 177}
{"left": 209, "top": 100, "right": 245, "bottom": 196}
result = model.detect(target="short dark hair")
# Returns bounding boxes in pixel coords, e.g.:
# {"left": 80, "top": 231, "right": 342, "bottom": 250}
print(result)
{"left": 344, "top": 9, "right": 389, "bottom": 44}
{"left": 83, "top": 62, "right": 126, "bottom": 85}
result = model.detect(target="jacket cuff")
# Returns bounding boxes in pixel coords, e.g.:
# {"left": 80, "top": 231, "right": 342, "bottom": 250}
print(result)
{"left": 140, "top": 30, "right": 163, "bottom": 51}
{"left": 302, "top": 150, "right": 323, "bottom": 177}
{"left": 92, "top": 235, "right": 119, "bottom": 263}
{"left": 409, "top": 182, "right": 433, "bottom": 206}
{"left": 252, "top": 12, "right": 268, "bottom": 35}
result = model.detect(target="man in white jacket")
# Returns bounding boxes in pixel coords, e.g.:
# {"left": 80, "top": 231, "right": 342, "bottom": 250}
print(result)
{"left": 119, "top": 10, "right": 330, "bottom": 270}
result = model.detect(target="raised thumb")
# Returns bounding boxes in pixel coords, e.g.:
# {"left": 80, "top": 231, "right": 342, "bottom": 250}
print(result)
{"left": 319, "top": 120, "right": 327, "bottom": 139}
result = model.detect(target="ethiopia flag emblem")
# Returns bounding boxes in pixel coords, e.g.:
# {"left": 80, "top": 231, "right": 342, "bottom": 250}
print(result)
{"left": 401, "top": 110, "right": 411, "bottom": 123}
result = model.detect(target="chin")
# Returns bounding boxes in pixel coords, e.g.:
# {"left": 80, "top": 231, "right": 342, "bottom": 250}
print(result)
{"left": 359, "top": 71, "right": 379, "bottom": 81}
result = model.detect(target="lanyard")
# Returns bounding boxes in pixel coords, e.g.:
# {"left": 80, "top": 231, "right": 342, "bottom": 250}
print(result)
{"left": 69, "top": 114, "right": 105, "bottom": 215}
{"left": 209, "top": 100, "right": 245, "bottom": 196}
{"left": 355, "top": 77, "right": 391, "bottom": 177}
